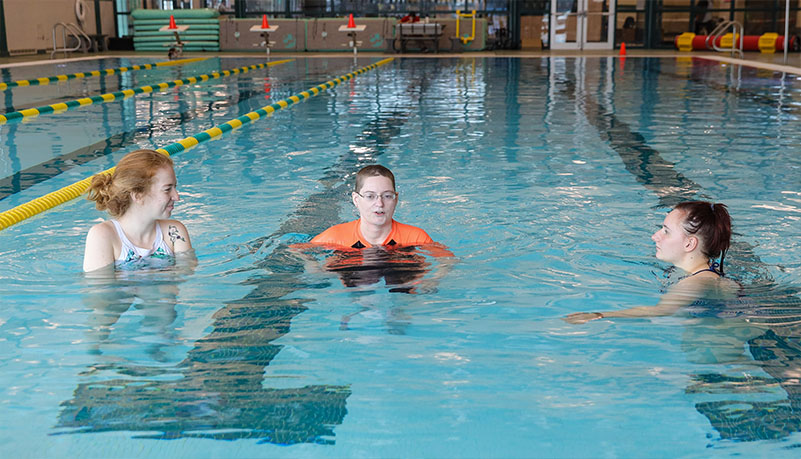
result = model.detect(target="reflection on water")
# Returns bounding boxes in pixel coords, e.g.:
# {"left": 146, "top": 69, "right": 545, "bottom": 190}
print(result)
{"left": 34, "top": 57, "right": 801, "bottom": 453}
{"left": 54, "top": 65, "right": 439, "bottom": 444}
{"left": 563, "top": 57, "right": 801, "bottom": 443}
{"left": 56, "top": 257, "right": 350, "bottom": 444}
{"left": 308, "top": 244, "right": 454, "bottom": 335}
{"left": 328, "top": 246, "right": 428, "bottom": 292}
{"left": 81, "top": 274, "right": 180, "bottom": 364}
{"left": 56, "top": 243, "right": 452, "bottom": 443}
{"left": 323, "top": 244, "right": 451, "bottom": 293}
{"left": 682, "top": 285, "right": 801, "bottom": 442}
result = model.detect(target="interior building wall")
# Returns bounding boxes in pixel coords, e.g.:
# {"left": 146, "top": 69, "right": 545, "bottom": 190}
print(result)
{"left": 4, "top": 0, "right": 116, "bottom": 55}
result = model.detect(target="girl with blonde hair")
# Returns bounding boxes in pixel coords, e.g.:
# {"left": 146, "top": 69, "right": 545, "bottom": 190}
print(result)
{"left": 83, "top": 149, "right": 192, "bottom": 272}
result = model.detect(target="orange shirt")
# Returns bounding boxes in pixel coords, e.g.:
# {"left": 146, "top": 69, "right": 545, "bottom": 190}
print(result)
{"left": 311, "top": 219, "right": 433, "bottom": 249}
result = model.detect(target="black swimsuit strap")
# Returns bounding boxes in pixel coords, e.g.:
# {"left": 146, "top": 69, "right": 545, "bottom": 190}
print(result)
{"left": 691, "top": 262, "right": 722, "bottom": 277}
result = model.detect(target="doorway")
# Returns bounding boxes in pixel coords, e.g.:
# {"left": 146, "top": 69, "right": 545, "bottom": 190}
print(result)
{"left": 550, "top": 0, "right": 616, "bottom": 50}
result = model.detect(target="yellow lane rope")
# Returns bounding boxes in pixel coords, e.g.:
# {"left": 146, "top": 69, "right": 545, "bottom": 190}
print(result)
{"left": 0, "top": 59, "right": 293, "bottom": 125}
{"left": 0, "top": 57, "right": 206, "bottom": 91}
{"left": 0, "top": 58, "right": 394, "bottom": 231}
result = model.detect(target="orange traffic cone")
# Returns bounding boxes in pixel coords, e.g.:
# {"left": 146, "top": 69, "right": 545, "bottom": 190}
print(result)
{"left": 347, "top": 13, "right": 356, "bottom": 29}
{"left": 168, "top": 15, "right": 177, "bottom": 30}
{"left": 261, "top": 14, "right": 269, "bottom": 29}
{"left": 620, "top": 42, "right": 627, "bottom": 56}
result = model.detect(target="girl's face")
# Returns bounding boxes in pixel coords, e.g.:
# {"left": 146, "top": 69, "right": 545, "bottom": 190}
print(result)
{"left": 651, "top": 209, "right": 693, "bottom": 264}
{"left": 352, "top": 175, "right": 397, "bottom": 227}
{"left": 138, "top": 166, "right": 179, "bottom": 220}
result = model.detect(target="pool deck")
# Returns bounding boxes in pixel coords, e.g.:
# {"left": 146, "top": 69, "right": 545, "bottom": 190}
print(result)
{"left": 3, "top": 48, "right": 801, "bottom": 76}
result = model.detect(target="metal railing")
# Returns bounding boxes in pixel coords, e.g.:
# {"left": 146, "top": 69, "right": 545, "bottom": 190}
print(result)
{"left": 705, "top": 20, "right": 744, "bottom": 58}
{"left": 51, "top": 22, "right": 92, "bottom": 59}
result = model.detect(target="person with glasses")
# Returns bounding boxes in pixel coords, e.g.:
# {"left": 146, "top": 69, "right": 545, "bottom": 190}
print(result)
{"left": 311, "top": 165, "right": 433, "bottom": 249}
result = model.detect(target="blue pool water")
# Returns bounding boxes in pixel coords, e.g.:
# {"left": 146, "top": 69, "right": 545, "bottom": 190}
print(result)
{"left": 2, "top": 55, "right": 801, "bottom": 457}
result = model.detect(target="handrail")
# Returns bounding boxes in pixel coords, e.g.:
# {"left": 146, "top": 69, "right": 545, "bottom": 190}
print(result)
{"left": 705, "top": 20, "right": 744, "bottom": 58}
{"left": 51, "top": 22, "right": 92, "bottom": 59}
{"left": 455, "top": 9, "right": 476, "bottom": 44}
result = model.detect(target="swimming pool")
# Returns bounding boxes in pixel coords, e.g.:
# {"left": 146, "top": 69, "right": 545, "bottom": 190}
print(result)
{"left": 2, "top": 55, "right": 801, "bottom": 457}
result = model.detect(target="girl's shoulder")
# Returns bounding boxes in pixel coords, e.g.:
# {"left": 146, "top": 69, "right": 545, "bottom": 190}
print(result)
{"left": 157, "top": 219, "right": 192, "bottom": 251}
{"left": 87, "top": 219, "right": 117, "bottom": 239}
{"left": 157, "top": 219, "right": 188, "bottom": 232}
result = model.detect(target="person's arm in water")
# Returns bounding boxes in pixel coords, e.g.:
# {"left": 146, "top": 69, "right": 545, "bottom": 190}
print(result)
{"left": 564, "top": 274, "right": 716, "bottom": 324}
{"left": 390, "top": 242, "right": 456, "bottom": 294}
{"left": 567, "top": 201, "right": 735, "bottom": 324}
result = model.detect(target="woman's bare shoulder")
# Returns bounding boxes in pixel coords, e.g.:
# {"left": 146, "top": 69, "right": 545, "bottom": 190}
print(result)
{"left": 87, "top": 220, "right": 115, "bottom": 238}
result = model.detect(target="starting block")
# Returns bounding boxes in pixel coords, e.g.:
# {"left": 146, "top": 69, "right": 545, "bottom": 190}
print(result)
{"left": 160, "top": 15, "right": 190, "bottom": 59}
{"left": 250, "top": 15, "right": 279, "bottom": 58}
{"left": 339, "top": 14, "right": 366, "bottom": 56}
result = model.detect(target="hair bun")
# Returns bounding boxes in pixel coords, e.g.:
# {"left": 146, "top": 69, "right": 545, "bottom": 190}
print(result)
{"left": 87, "top": 172, "right": 114, "bottom": 210}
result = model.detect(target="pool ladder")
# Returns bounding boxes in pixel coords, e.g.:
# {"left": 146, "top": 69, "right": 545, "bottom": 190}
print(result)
{"left": 51, "top": 22, "right": 93, "bottom": 59}
{"left": 706, "top": 20, "right": 744, "bottom": 58}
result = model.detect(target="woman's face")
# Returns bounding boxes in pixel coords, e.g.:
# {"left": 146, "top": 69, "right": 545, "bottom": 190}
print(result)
{"left": 352, "top": 175, "right": 397, "bottom": 227}
{"left": 138, "top": 166, "right": 180, "bottom": 219}
{"left": 651, "top": 209, "right": 692, "bottom": 264}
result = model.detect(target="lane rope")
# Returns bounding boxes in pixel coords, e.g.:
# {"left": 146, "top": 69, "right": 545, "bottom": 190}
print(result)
{"left": 0, "top": 58, "right": 394, "bottom": 231}
{"left": 0, "top": 59, "right": 294, "bottom": 125}
{"left": 0, "top": 57, "right": 206, "bottom": 91}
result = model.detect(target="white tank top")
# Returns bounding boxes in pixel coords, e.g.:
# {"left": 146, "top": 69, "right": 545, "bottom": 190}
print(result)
{"left": 111, "top": 220, "right": 174, "bottom": 269}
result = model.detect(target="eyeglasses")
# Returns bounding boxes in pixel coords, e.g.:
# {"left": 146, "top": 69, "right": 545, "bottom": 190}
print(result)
{"left": 355, "top": 191, "right": 398, "bottom": 202}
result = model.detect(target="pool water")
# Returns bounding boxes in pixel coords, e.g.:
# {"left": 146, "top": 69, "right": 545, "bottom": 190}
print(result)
{"left": 2, "top": 56, "right": 801, "bottom": 457}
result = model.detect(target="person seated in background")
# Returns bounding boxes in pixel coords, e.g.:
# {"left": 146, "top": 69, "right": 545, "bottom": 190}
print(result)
{"left": 565, "top": 201, "right": 738, "bottom": 324}
{"left": 83, "top": 149, "right": 192, "bottom": 272}
{"left": 400, "top": 12, "right": 420, "bottom": 23}
{"left": 694, "top": 0, "right": 715, "bottom": 35}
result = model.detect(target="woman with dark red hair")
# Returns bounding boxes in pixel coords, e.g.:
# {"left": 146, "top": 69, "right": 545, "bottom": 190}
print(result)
{"left": 566, "top": 201, "right": 737, "bottom": 324}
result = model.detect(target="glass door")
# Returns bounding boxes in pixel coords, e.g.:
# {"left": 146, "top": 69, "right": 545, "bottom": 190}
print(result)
{"left": 582, "top": 0, "right": 614, "bottom": 50}
{"left": 550, "top": 0, "right": 581, "bottom": 49}
{"left": 550, "top": 0, "right": 615, "bottom": 50}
